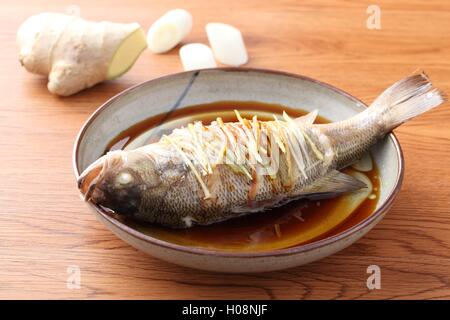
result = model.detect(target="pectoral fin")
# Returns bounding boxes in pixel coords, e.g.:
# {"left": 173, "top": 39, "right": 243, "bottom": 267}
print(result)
{"left": 298, "top": 169, "right": 367, "bottom": 200}
{"left": 235, "top": 170, "right": 368, "bottom": 213}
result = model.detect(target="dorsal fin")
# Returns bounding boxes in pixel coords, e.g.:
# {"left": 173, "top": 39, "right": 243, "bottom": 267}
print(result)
{"left": 294, "top": 109, "right": 318, "bottom": 126}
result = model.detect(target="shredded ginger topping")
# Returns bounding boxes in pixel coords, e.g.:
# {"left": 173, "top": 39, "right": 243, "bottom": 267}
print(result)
{"left": 161, "top": 110, "right": 324, "bottom": 199}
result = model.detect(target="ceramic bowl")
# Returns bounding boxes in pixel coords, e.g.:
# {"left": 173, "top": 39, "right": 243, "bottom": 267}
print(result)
{"left": 73, "top": 68, "right": 404, "bottom": 273}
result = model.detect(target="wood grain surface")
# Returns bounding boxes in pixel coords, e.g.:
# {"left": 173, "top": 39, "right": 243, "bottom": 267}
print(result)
{"left": 0, "top": 0, "right": 449, "bottom": 299}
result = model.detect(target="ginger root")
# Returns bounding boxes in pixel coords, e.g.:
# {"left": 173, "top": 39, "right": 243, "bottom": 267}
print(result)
{"left": 17, "top": 12, "right": 147, "bottom": 96}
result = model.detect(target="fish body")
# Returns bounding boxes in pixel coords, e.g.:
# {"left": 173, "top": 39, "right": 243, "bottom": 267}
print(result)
{"left": 78, "top": 73, "right": 444, "bottom": 228}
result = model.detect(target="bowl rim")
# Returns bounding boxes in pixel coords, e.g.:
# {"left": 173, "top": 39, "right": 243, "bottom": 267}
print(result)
{"left": 73, "top": 67, "right": 404, "bottom": 258}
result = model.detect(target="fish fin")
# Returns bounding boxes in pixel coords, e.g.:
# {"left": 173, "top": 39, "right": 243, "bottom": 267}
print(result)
{"left": 297, "top": 170, "right": 367, "bottom": 199}
{"left": 294, "top": 109, "right": 318, "bottom": 126}
{"left": 369, "top": 72, "right": 445, "bottom": 131}
{"left": 232, "top": 170, "right": 367, "bottom": 213}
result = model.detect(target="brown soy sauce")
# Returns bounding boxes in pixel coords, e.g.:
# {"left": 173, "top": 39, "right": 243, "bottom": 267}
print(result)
{"left": 105, "top": 101, "right": 380, "bottom": 252}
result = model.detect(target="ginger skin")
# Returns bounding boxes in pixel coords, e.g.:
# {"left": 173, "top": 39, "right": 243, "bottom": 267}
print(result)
{"left": 17, "top": 12, "right": 147, "bottom": 96}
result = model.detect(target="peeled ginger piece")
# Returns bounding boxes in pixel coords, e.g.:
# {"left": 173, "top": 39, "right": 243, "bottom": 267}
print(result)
{"left": 147, "top": 9, "right": 192, "bottom": 53}
{"left": 107, "top": 28, "right": 147, "bottom": 79}
{"left": 205, "top": 23, "right": 248, "bottom": 66}
{"left": 179, "top": 43, "right": 217, "bottom": 71}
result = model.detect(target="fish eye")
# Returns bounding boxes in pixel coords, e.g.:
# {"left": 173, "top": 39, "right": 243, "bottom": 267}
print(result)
{"left": 115, "top": 171, "right": 134, "bottom": 186}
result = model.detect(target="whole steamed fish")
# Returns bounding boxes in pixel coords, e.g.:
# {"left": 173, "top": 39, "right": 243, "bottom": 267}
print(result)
{"left": 78, "top": 73, "right": 444, "bottom": 228}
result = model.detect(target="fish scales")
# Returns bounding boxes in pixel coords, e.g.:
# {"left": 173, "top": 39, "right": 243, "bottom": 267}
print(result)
{"left": 133, "top": 118, "right": 330, "bottom": 226}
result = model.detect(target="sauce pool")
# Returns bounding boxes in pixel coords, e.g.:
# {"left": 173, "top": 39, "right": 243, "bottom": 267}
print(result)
{"left": 105, "top": 101, "right": 380, "bottom": 252}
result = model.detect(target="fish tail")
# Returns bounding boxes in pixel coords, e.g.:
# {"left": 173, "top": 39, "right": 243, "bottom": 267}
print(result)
{"left": 369, "top": 72, "right": 445, "bottom": 131}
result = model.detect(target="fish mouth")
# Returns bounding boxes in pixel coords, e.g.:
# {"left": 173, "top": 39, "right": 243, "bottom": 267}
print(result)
{"left": 78, "top": 150, "right": 127, "bottom": 202}
{"left": 78, "top": 156, "right": 106, "bottom": 202}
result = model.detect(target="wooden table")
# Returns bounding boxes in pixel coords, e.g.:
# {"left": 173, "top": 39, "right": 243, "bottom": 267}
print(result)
{"left": 1, "top": 0, "right": 449, "bottom": 299}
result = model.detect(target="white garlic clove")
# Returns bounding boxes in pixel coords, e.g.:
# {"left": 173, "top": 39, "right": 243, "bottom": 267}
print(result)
{"left": 179, "top": 43, "right": 217, "bottom": 71}
{"left": 205, "top": 22, "right": 248, "bottom": 66}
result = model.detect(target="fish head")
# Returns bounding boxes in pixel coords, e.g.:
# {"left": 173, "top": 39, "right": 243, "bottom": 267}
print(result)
{"left": 78, "top": 150, "right": 163, "bottom": 217}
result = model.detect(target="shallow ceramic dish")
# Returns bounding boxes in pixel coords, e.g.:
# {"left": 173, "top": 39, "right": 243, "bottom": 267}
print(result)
{"left": 73, "top": 68, "right": 404, "bottom": 273}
